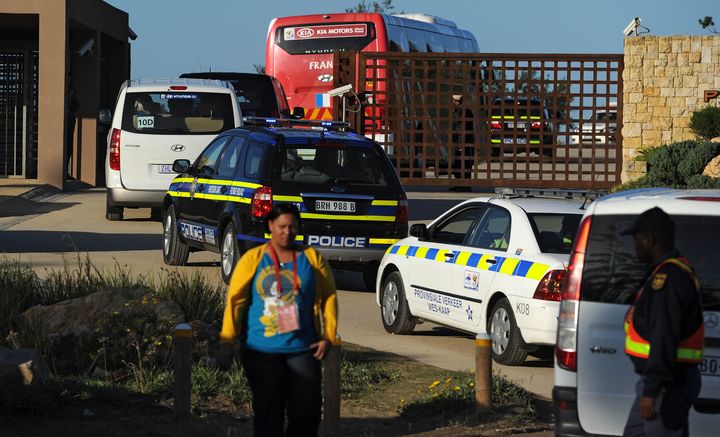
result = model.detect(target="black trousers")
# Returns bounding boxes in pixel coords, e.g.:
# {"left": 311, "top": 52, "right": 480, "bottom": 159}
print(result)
{"left": 241, "top": 348, "right": 322, "bottom": 437}
{"left": 623, "top": 365, "right": 701, "bottom": 436}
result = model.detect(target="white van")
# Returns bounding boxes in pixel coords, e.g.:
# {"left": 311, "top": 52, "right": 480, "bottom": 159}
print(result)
{"left": 105, "top": 78, "right": 241, "bottom": 220}
{"left": 554, "top": 188, "right": 720, "bottom": 436}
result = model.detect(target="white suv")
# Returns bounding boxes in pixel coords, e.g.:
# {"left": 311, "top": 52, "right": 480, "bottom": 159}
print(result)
{"left": 105, "top": 78, "right": 241, "bottom": 220}
{"left": 554, "top": 188, "right": 720, "bottom": 436}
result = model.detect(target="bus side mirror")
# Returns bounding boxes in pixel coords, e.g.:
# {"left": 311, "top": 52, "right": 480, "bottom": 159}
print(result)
{"left": 292, "top": 107, "right": 305, "bottom": 119}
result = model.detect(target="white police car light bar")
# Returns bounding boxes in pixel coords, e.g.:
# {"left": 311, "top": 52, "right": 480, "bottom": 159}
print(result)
{"left": 495, "top": 187, "right": 605, "bottom": 200}
{"left": 242, "top": 116, "right": 350, "bottom": 131}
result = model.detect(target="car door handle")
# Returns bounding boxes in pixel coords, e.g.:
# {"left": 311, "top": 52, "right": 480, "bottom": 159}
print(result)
{"left": 485, "top": 258, "right": 497, "bottom": 264}
{"left": 220, "top": 186, "right": 228, "bottom": 194}
{"left": 444, "top": 252, "right": 455, "bottom": 259}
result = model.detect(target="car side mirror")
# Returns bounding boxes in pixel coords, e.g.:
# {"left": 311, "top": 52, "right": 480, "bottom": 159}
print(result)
{"left": 172, "top": 159, "right": 191, "bottom": 174}
{"left": 292, "top": 107, "right": 305, "bottom": 119}
{"left": 98, "top": 109, "right": 112, "bottom": 124}
{"left": 409, "top": 223, "right": 429, "bottom": 240}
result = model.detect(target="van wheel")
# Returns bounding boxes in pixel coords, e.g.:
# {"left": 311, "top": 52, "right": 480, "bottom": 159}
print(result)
{"left": 220, "top": 223, "right": 239, "bottom": 284}
{"left": 163, "top": 205, "right": 189, "bottom": 266}
{"left": 487, "top": 298, "right": 528, "bottom": 365}
{"left": 106, "top": 199, "right": 123, "bottom": 221}
{"left": 380, "top": 272, "right": 416, "bottom": 335}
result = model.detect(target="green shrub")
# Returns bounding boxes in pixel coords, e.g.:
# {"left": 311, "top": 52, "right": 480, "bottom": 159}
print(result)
{"left": 0, "top": 260, "right": 39, "bottom": 341}
{"left": 156, "top": 269, "right": 225, "bottom": 323}
{"left": 612, "top": 140, "right": 720, "bottom": 192}
{"left": 689, "top": 105, "right": 720, "bottom": 140}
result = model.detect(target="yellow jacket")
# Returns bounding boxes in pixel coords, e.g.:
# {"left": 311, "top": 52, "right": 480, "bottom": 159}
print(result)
{"left": 219, "top": 243, "right": 339, "bottom": 345}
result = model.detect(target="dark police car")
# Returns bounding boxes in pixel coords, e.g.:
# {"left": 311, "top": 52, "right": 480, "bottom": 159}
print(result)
{"left": 161, "top": 118, "right": 409, "bottom": 286}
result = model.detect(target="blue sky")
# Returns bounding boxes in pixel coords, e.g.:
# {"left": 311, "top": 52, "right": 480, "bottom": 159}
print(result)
{"left": 105, "top": 0, "right": 718, "bottom": 78}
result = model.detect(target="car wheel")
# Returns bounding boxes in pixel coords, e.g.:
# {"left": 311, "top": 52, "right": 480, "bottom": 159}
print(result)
{"left": 220, "top": 223, "right": 240, "bottom": 285}
{"left": 163, "top": 205, "right": 189, "bottom": 266}
{"left": 487, "top": 297, "right": 528, "bottom": 366}
{"left": 380, "top": 272, "right": 416, "bottom": 335}
{"left": 362, "top": 266, "right": 378, "bottom": 292}
{"left": 106, "top": 198, "right": 123, "bottom": 221}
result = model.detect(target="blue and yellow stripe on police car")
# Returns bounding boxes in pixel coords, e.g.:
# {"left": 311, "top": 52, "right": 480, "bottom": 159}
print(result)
{"left": 167, "top": 177, "right": 261, "bottom": 203}
{"left": 388, "top": 244, "right": 549, "bottom": 281}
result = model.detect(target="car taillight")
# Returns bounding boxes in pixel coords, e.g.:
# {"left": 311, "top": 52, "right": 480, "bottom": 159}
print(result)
{"left": 490, "top": 120, "right": 502, "bottom": 130}
{"left": 556, "top": 216, "right": 592, "bottom": 372}
{"left": 530, "top": 121, "right": 542, "bottom": 129}
{"left": 396, "top": 191, "right": 408, "bottom": 224}
{"left": 109, "top": 128, "right": 121, "bottom": 171}
{"left": 169, "top": 86, "right": 187, "bottom": 90}
{"left": 533, "top": 269, "right": 565, "bottom": 301}
{"left": 251, "top": 186, "right": 273, "bottom": 218}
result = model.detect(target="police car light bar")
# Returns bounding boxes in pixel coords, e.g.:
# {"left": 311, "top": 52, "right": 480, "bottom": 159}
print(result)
{"left": 495, "top": 187, "right": 605, "bottom": 201}
{"left": 242, "top": 116, "right": 350, "bottom": 131}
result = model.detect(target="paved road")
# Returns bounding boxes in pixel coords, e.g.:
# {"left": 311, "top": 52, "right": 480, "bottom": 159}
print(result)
{"left": 0, "top": 188, "right": 554, "bottom": 399}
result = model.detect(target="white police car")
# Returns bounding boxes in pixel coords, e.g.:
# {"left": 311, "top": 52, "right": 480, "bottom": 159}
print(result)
{"left": 376, "top": 192, "right": 585, "bottom": 365}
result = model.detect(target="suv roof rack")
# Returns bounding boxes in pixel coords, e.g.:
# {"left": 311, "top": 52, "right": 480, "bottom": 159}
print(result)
{"left": 242, "top": 116, "right": 350, "bottom": 131}
{"left": 494, "top": 187, "right": 605, "bottom": 201}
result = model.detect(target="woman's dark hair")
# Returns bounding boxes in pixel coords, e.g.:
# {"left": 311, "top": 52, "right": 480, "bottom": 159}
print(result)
{"left": 265, "top": 203, "right": 302, "bottom": 232}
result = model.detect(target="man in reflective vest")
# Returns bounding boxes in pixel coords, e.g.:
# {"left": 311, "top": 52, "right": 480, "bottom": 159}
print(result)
{"left": 621, "top": 207, "right": 704, "bottom": 436}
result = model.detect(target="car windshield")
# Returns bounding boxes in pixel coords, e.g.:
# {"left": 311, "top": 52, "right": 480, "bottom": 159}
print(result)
{"left": 121, "top": 92, "right": 234, "bottom": 135}
{"left": 280, "top": 144, "right": 389, "bottom": 186}
{"left": 527, "top": 213, "right": 582, "bottom": 254}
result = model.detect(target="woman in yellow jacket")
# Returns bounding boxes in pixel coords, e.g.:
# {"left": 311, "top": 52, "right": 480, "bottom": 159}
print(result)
{"left": 217, "top": 203, "right": 338, "bottom": 437}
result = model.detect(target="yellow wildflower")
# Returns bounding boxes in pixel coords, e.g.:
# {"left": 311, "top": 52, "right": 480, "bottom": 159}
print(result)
{"left": 453, "top": 386, "right": 461, "bottom": 391}
{"left": 444, "top": 377, "right": 452, "bottom": 384}
{"left": 428, "top": 380, "right": 440, "bottom": 389}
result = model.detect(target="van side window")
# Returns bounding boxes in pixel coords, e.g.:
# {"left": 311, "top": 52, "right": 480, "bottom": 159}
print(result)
{"left": 582, "top": 215, "right": 720, "bottom": 309}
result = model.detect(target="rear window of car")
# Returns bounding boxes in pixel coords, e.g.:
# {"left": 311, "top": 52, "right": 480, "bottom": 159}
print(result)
{"left": 278, "top": 144, "right": 390, "bottom": 186}
{"left": 121, "top": 92, "right": 234, "bottom": 135}
{"left": 527, "top": 213, "right": 581, "bottom": 254}
{"left": 580, "top": 214, "right": 720, "bottom": 310}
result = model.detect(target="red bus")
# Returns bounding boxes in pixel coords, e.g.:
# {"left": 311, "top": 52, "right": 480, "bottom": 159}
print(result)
{"left": 265, "top": 12, "right": 479, "bottom": 120}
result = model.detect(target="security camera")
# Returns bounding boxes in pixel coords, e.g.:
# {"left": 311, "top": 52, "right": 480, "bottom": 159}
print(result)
{"left": 76, "top": 38, "right": 95, "bottom": 56}
{"left": 327, "top": 84, "right": 353, "bottom": 97}
{"left": 623, "top": 17, "right": 642, "bottom": 36}
{"left": 128, "top": 26, "right": 138, "bottom": 41}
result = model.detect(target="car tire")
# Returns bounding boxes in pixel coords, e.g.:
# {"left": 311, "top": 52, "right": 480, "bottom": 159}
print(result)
{"left": 106, "top": 198, "right": 123, "bottom": 221}
{"left": 163, "top": 205, "right": 189, "bottom": 266}
{"left": 362, "top": 267, "right": 378, "bottom": 293}
{"left": 487, "top": 297, "right": 528, "bottom": 366}
{"left": 380, "top": 272, "right": 416, "bottom": 335}
{"left": 220, "top": 223, "right": 240, "bottom": 285}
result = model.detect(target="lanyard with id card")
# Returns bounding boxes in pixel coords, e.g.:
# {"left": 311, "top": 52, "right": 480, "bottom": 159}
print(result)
{"left": 268, "top": 245, "right": 300, "bottom": 334}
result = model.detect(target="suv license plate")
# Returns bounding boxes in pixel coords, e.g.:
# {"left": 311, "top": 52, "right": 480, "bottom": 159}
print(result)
{"left": 700, "top": 356, "right": 719, "bottom": 377}
{"left": 158, "top": 164, "right": 174, "bottom": 174}
{"left": 316, "top": 200, "right": 355, "bottom": 213}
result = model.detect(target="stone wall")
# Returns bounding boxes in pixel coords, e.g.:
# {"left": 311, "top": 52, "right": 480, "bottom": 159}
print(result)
{"left": 622, "top": 35, "right": 720, "bottom": 182}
